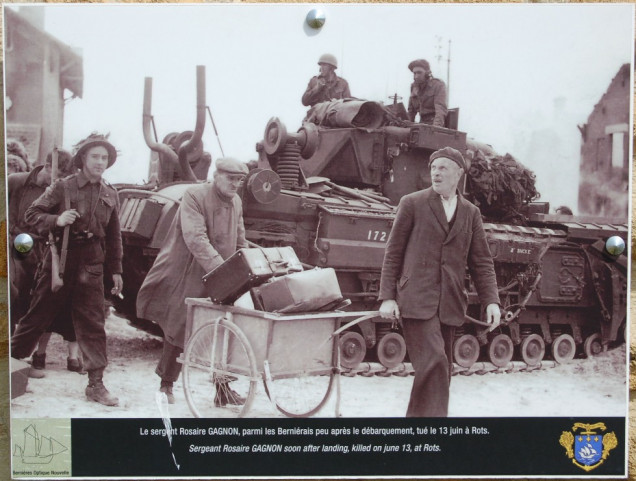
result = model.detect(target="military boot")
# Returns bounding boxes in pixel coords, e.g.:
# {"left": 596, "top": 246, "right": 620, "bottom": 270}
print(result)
{"left": 214, "top": 382, "right": 246, "bottom": 407}
{"left": 31, "top": 352, "right": 46, "bottom": 370}
{"left": 159, "top": 380, "right": 175, "bottom": 404}
{"left": 86, "top": 369, "right": 119, "bottom": 406}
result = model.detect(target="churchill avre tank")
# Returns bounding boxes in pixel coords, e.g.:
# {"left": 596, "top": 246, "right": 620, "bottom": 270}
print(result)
{"left": 115, "top": 66, "right": 628, "bottom": 372}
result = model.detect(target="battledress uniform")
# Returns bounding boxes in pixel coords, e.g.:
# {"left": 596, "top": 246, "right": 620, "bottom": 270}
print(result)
{"left": 302, "top": 75, "right": 351, "bottom": 107}
{"left": 407, "top": 77, "right": 448, "bottom": 127}
{"left": 11, "top": 171, "right": 122, "bottom": 379}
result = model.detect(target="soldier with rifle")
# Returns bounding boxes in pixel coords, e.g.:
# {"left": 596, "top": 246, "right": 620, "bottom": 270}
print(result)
{"left": 11, "top": 133, "right": 123, "bottom": 406}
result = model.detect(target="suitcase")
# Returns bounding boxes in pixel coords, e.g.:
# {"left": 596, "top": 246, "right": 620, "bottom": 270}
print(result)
{"left": 202, "top": 247, "right": 302, "bottom": 304}
{"left": 251, "top": 268, "right": 343, "bottom": 314}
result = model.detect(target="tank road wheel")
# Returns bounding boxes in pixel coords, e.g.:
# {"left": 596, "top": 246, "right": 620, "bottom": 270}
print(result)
{"left": 583, "top": 333, "right": 603, "bottom": 358}
{"left": 551, "top": 333, "right": 576, "bottom": 364}
{"left": 520, "top": 334, "right": 545, "bottom": 366}
{"left": 453, "top": 334, "right": 480, "bottom": 368}
{"left": 487, "top": 334, "right": 514, "bottom": 367}
{"left": 376, "top": 333, "right": 407, "bottom": 369}
{"left": 339, "top": 332, "right": 367, "bottom": 369}
{"left": 182, "top": 319, "right": 258, "bottom": 418}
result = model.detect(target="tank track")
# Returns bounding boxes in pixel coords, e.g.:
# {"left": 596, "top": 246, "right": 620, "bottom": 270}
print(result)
{"left": 340, "top": 360, "right": 561, "bottom": 378}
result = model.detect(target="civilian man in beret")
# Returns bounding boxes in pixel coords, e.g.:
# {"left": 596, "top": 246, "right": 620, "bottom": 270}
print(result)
{"left": 11, "top": 133, "right": 123, "bottom": 406}
{"left": 378, "top": 146, "right": 500, "bottom": 417}
{"left": 407, "top": 59, "right": 448, "bottom": 127}
{"left": 137, "top": 157, "right": 249, "bottom": 406}
{"left": 302, "top": 53, "right": 351, "bottom": 107}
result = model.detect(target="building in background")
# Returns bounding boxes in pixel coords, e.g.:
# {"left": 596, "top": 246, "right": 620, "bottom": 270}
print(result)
{"left": 4, "top": 6, "right": 83, "bottom": 165}
{"left": 577, "top": 63, "right": 630, "bottom": 218}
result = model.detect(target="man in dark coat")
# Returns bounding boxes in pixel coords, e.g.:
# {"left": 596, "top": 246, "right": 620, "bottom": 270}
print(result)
{"left": 11, "top": 133, "right": 123, "bottom": 406}
{"left": 302, "top": 53, "right": 351, "bottom": 107}
{"left": 378, "top": 146, "right": 500, "bottom": 417}
{"left": 136, "top": 157, "right": 249, "bottom": 405}
{"left": 407, "top": 59, "right": 448, "bottom": 127}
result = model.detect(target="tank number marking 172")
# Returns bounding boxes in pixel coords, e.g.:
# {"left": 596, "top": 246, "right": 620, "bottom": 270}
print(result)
{"left": 367, "top": 230, "right": 388, "bottom": 242}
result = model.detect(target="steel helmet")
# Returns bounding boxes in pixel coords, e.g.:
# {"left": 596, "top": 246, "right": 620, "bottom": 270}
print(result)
{"left": 72, "top": 132, "right": 117, "bottom": 169}
{"left": 318, "top": 53, "right": 338, "bottom": 69}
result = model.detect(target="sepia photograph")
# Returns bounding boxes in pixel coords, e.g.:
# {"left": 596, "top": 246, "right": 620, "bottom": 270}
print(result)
{"left": 4, "top": 2, "right": 632, "bottom": 478}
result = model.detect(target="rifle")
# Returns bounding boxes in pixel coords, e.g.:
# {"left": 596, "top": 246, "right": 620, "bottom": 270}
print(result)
{"left": 49, "top": 147, "right": 70, "bottom": 292}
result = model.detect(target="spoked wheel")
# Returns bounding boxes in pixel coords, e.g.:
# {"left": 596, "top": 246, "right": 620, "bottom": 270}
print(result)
{"left": 520, "top": 334, "right": 545, "bottom": 366}
{"left": 551, "top": 333, "right": 576, "bottom": 364}
{"left": 488, "top": 334, "right": 513, "bottom": 367}
{"left": 453, "top": 334, "right": 480, "bottom": 368}
{"left": 182, "top": 318, "right": 258, "bottom": 418}
{"left": 376, "top": 332, "right": 407, "bottom": 369}
{"left": 263, "top": 336, "right": 337, "bottom": 418}
{"left": 339, "top": 332, "right": 367, "bottom": 369}
{"left": 583, "top": 333, "right": 603, "bottom": 358}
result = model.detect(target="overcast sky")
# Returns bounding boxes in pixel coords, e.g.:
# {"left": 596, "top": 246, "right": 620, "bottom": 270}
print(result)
{"left": 6, "top": 3, "right": 634, "bottom": 211}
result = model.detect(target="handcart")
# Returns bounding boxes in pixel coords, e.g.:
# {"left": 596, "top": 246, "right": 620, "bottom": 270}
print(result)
{"left": 179, "top": 297, "right": 379, "bottom": 418}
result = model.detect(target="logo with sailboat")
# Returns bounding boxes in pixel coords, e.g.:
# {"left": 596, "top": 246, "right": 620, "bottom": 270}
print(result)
{"left": 13, "top": 423, "right": 68, "bottom": 464}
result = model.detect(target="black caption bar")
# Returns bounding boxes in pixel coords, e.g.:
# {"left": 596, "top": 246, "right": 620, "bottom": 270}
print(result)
{"left": 71, "top": 417, "right": 626, "bottom": 477}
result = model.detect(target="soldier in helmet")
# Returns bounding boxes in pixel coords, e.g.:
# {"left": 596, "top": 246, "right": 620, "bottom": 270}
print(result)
{"left": 11, "top": 133, "right": 123, "bottom": 406}
{"left": 302, "top": 53, "right": 351, "bottom": 107}
{"left": 407, "top": 59, "right": 448, "bottom": 127}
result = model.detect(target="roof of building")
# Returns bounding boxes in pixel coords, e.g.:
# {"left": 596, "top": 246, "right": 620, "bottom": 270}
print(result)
{"left": 5, "top": 7, "right": 83, "bottom": 98}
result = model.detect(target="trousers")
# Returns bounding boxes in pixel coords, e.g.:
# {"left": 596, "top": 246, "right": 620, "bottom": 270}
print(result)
{"left": 402, "top": 316, "right": 455, "bottom": 417}
{"left": 156, "top": 340, "right": 184, "bottom": 383}
{"left": 11, "top": 243, "right": 107, "bottom": 371}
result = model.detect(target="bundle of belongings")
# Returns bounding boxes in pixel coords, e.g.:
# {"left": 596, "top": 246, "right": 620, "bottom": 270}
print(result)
{"left": 202, "top": 247, "right": 344, "bottom": 314}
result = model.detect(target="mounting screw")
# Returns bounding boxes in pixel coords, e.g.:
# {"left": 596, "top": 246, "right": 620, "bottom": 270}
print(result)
{"left": 605, "top": 236, "right": 625, "bottom": 256}
{"left": 14, "top": 233, "right": 34, "bottom": 253}
{"left": 306, "top": 8, "right": 326, "bottom": 29}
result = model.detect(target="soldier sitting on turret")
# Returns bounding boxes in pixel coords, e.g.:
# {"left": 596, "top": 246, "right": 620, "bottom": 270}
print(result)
{"left": 302, "top": 54, "right": 351, "bottom": 107}
{"left": 407, "top": 59, "right": 448, "bottom": 127}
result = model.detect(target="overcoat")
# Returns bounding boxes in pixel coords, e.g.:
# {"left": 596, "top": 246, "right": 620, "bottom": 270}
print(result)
{"left": 136, "top": 182, "right": 247, "bottom": 348}
{"left": 378, "top": 187, "right": 499, "bottom": 324}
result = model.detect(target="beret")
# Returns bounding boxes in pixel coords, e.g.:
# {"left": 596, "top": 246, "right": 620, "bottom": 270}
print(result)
{"left": 408, "top": 59, "right": 431, "bottom": 72}
{"left": 428, "top": 147, "right": 466, "bottom": 171}
{"left": 216, "top": 157, "right": 249, "bottom": 175}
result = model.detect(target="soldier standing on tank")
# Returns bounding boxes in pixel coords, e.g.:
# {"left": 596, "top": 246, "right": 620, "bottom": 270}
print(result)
{"left": 407, "top": 59, "right": 448, "bottom": 127}
{"left": 378, "top": 147, "right": 500, "bottom": 417}
{"left": 11, "top": 133, "right": 123, "bottom": 406}
{"left": 302, "top": 54, "right": 351, "bottom": 107}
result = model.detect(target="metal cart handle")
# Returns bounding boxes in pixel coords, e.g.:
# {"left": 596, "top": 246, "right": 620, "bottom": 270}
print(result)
{"left": 331, "top": 312, "right": 381, "bottom": 338}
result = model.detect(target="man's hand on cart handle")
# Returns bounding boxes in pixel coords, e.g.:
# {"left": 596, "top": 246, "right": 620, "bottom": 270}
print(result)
{"left": 485, "top": 303, "right": 501, "bottom": 332}
{"left": 379, "top": 299, "right": 400, "bottom": 320}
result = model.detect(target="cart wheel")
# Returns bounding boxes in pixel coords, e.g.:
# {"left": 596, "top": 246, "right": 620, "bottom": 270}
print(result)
{"left": 182, "top": 318, "right": 258, "bottom": 418}
{"left": 263, "top": 337, "right": 337, "bottom": 418}
{"left": 376, "top": 332, "right": 407, "bottom": 369}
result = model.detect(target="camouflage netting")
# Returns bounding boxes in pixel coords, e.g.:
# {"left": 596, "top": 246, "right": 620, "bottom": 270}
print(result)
{"left": 466, "top": 149, "right": 540, "bottom": 224}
